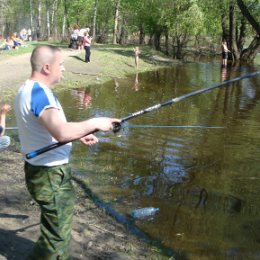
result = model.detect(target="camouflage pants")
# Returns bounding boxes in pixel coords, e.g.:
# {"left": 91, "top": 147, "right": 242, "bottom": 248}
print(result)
{"left": 24, "top": 162, "right": 75, "bottom": 260}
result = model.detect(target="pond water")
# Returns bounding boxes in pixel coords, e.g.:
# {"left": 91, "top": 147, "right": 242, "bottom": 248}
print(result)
{"left": 11, "top": 60, "right": 260, "bottom": 259}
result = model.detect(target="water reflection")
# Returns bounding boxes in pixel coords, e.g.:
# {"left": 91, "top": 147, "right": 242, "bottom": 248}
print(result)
{"left": 221, "top": 66, "right": 229, "bottom": 81}
{"left": 63, "top": 63, "right": 260, "bottom": 260}
{"left": 133, "top": 72, "right": 140, "bottom": 91}
{"left": 70, "top": 86, "right": 92, "bottom": 109}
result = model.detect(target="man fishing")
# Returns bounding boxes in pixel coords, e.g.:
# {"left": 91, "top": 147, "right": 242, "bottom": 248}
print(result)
{"left": 14, "top": 45, "right": 120, "bottom": 260}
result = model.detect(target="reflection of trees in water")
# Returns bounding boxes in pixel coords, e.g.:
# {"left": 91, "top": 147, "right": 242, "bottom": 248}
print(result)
{"left": 217, "top": 64, "right": 260, "bottom": 116}
{"left": 133, "top": 72, "right": 139, "bottom": 91}
{"left": 116, "top": 66, "right": 260, "bottom": 259}
{"left": 123, "top": 64, "right": 260, "bottom": 201}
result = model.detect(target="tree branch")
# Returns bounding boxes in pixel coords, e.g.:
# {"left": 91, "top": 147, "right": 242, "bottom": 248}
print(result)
{"left": 237, "top": 0, "right": 260, "bottom": 36}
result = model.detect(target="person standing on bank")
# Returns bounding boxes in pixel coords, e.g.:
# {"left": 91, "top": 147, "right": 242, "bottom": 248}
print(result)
{"left": 0, "top": 104, "right": 11, "bottom": 151}
{"left": 15, "top": 45, "right": 120, "bottom": 260}
{"left": 83, "top": 31, "right": 92, "bottom": 63}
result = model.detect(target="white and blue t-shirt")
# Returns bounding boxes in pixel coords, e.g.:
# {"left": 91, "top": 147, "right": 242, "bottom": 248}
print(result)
{"left": 15, "top": 80, "right": 72, "bottom": 166}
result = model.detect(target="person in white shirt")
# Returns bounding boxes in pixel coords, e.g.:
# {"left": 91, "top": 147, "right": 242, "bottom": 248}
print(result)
{"left": 15, "top": 45, "right": 120, "bottom": 260}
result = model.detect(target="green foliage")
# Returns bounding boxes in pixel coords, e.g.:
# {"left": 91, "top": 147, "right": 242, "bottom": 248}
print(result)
{"left": 66, "top": 0, "right": 94, "bottom": 27}
{"left": 0, "top": 0, "right": 258, "bottom": 60}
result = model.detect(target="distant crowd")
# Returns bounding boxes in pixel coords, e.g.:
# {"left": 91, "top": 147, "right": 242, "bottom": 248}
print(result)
{"left": 0, "top": 28, "right": 32, "bottom": 51}
{"left": 69, "top": 25, "right": 91, "bottom": 50}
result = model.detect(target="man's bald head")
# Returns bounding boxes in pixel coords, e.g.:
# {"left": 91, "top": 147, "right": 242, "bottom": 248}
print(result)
{"left": 30, "top": 45, "right": 61, "bottom": 72}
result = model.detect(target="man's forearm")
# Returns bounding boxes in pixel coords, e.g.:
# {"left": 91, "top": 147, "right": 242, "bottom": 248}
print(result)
{"left": 0, "top": 114, "right": 6, "bottom": 135}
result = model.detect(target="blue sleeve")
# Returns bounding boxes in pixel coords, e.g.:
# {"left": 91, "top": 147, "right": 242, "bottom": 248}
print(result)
{"left": 0, "top": 126, "right": 3, "bottom": 134}
{"left": 31, "top": 83, "right": 50, "bottom": 117}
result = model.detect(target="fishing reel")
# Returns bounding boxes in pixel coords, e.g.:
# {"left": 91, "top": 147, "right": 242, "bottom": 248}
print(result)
{"left": 112, "top": 122, "right": 122, "bottom": 133}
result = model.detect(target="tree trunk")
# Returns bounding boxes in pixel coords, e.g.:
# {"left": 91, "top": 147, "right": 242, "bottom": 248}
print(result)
{"left": 51, "top": 0, "right": 59, "bottom": 40}
{"left": 172, "top": 37, "right": 177, "bottom": 59}
{"left": 241, "top": 36, "right": 260, "bottom": 62}
{"left": 237, "top": 18, "right": 246, "bottom": 52}
{"left": 229, "top": 1, "right": 240, "bottom": 60}
{"left": 153, "top": 28, "right": 162, "bottom": 51}
{"left": 0, "top": 0, "right": 6, "bottom": 36}
{"left": 139, "top": 23, "right": 145, "bottom": 45}
{"left": 119, "top": 17, "right": 127, "bottom": 44}
{"left": 92, "top": 0, "right": 98, "bottom": 41}
{"left": 237, "top": 0, "right": 260, "bottom": 35}
{"left": 45, "top": 0, "right": 50, "bottom": 40}
{"left": 113, "top": 0, "right": 120, "bottom": 44}
{"left": 221, "top": 14, "right": 229, "bottom": 41}
{"left": 36, "top": 0, "right": 42, "bottom": 40}
{"left": 29, "top": 0, "right": 34, "bottom": 38}
{"left": 62, "top": 0, "right": 69, "bottom": 38}
{"left": 165, "top": 29, "right": 169, "bottom": 55}
{"left": 236, "top": 0, "right": 260, "bottom": 62}
{"left": 176, "top": 36, "right": 182, "bottom": 59}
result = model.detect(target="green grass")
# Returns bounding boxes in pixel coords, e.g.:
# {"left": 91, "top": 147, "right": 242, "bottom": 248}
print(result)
{"left": 0, "top": 40, "right": 70, "bottom": 58}
{"left": 70, "top": 43, "right": 177, "bottom": 86}
{"left": 0, "top": 41, "right": 35, "bottom": 57}
{"left": 0, "top": 41, "right": 179, "bottom": 93}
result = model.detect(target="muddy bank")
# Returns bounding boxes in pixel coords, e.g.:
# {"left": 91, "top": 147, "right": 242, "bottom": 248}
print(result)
{"left": 0, "top": 149, "right": 172, "bottom": 260}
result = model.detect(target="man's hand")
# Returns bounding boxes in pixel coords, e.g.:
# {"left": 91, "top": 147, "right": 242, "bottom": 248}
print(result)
{"left": 80, "top": 134, "right": 99, "bottom": 146}
{"left": 0, "top": 104, "right": 11, "bottom": 115}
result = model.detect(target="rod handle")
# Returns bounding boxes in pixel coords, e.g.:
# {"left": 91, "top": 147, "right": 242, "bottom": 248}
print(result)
{"left": 26, "top": 142, "right": 65, "bottom": 159}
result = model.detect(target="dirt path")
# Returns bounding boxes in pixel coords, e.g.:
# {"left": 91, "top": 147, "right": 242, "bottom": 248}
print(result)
{"left": 0, "top": 49, "right": 171, "bottom": 260}
{"left": 0, "top": 49, "right": 101, "bottom": 91}
{"left": 0, "top": 53, "right": 31, "bottom": 90}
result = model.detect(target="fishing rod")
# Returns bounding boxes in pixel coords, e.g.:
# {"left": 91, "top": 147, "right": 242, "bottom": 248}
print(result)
{"left": 5, "top": 125, "right": 224, "bottom": 131}
{"left": 26, "top": 70, "right": 260, "bottom": 160}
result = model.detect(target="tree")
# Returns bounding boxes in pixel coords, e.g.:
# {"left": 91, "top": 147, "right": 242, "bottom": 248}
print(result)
{"left": 0, "top": 0, "right": 8, "bottom": 36}
{"left": 199, "top": 0, "right": 259, "bottom": 63}
{"left": 236, "top": 0, "right": 260, "bottom": 62}
{"left": 92, "top": 0, "right": 98, "bottom": 41}
{"left": 45, "top": 0, "right": 50, "bottom": 39}
{"left": 112, "top": 0, "right": 120, "bottom": 44}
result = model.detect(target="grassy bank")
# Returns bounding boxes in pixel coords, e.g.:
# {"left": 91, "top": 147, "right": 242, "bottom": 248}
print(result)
{"left": 57, "top": 43, "right": 179, "bottom": 91}
{"left": 0, "top": 41, "right": 179, "bottom": 94}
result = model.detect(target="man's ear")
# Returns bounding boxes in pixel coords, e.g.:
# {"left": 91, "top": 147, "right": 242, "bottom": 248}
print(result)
{"left": 42, "top": 64, "right": 51, "bottom": 75}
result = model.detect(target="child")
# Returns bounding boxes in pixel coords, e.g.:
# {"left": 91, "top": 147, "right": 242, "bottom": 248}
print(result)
{"left": 221, "top": 40, "right": 231, "bottom": 67}
{"left": 133, "top": 46, "right": 141, "bottom": 68}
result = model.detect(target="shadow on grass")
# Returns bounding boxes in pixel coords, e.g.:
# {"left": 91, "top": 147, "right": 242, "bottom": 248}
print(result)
{"left": 69, "top": 55, "right": 85, "bottom": 62}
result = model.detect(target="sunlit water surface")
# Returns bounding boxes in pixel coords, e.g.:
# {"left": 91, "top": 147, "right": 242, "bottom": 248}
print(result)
{"left": 48, "top": 62, "right": 260, "bottom": 259}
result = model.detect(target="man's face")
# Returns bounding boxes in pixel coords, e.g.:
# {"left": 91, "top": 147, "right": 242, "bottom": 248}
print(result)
{"left": 49, "top": 52, "right": 65, "bottom": 85}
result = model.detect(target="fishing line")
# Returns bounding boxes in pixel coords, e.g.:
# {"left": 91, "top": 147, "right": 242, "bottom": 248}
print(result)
{"left": 5, "top": 126, "right": 18, "bottom": 130}
{"left": 125, "top": 124, "right": 224, "bottom": 129}
{"left": 26, "top": 70, "right": 260, "bottom": 159}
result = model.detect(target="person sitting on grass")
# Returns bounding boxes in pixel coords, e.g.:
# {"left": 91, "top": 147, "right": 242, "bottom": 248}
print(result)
{"left": 0, "top": 37, "right": 14, "bottom": 50}
{"left": 10, "top": 32, "right": 22, "bottom": 49}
